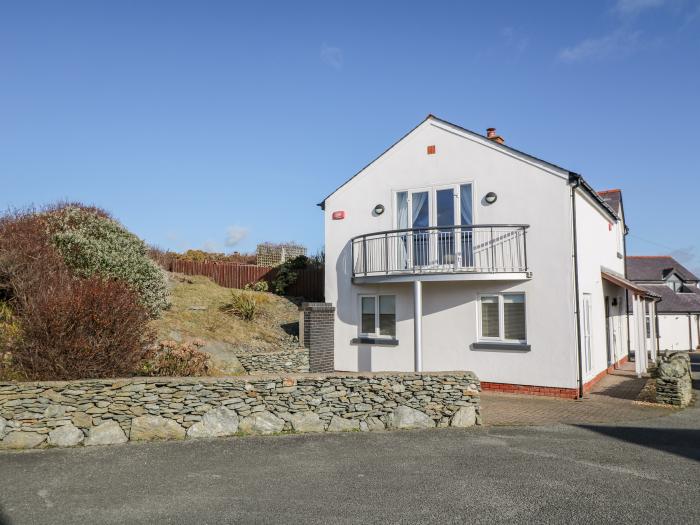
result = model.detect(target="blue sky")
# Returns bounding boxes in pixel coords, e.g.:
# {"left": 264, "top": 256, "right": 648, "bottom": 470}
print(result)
{"left": 2, "top": 1, "right": 699, "bottom": 271}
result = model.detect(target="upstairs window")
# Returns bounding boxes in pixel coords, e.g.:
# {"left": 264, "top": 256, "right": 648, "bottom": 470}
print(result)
{"left": 360, "top": 295, "right": 396, "bottom": 338}
{"left": 479, "top": 293, "right": 526, "bottom": 342}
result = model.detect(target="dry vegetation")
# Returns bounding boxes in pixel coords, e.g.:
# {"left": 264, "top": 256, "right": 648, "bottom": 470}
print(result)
{"left": 150, "top": 273, "right": 300, "bottom": 356}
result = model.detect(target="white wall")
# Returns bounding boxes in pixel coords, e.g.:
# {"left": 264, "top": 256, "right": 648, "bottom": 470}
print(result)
{"left": 324, "top": 118, "right": 582, "bottom": 388}
{"left": 572, "top": 191, "right": 627, "bottom": 381}
{"left": 658, "top": 314, "right": 696, "bottom": 351}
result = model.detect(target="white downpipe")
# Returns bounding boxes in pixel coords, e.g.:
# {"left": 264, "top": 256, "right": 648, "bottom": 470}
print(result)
{"left": 413, "top": 280, "right": 423, "bottom": 372}
{"left": 634, "top": 296, "right": 644, "bottom": 377}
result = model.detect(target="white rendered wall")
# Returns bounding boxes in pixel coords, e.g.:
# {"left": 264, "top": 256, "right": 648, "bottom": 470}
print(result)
{"left": 323, "top": 119, "right": 581, "bottom": 388}
{"left": 658, "top": 314, "right": 695, "bottom": 351}
{"left": 572, "top": 191, "right": 627, "bottom": 381}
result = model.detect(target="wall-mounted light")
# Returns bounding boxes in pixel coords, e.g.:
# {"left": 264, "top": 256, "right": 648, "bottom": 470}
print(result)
{"left": 373, "top": 204, "right": 385, "bottom": 215}
{"left": 484, "top": 192, "right": 498, "bottom": 204}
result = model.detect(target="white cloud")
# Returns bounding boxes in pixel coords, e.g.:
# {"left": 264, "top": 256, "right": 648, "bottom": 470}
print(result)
{"left": 558, "top": 29, "right": 642, "bottom": 62}
{"left": 614, "top": 0, "right": 667, "bottom": 16}
{"left": 320, "top": 43, "right": 343, "bottom": 70}
{"left": 224, "top": 225, "right": 249, "bottom": 247}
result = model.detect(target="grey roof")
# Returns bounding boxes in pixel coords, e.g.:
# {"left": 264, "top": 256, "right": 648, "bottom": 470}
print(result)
{"left": 642, "top": 284, "right": 700, "bottom": 314}
{"left": 598, "top": 189, "right": 621, "bottom": 214}
{"left": 318, "top": 115, "right": 619, "bottom": 222}
{"left": 626, "top": 256, "right": 699, "bottom": 282}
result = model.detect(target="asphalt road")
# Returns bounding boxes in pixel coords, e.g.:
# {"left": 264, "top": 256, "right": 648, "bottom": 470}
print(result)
{"left": 1, "top": 356, "right": 698, "bottom": 525}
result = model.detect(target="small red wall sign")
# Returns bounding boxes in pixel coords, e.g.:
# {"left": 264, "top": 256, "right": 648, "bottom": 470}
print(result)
{"left": 332, "top": 210, "right": 345, "bottom": 220}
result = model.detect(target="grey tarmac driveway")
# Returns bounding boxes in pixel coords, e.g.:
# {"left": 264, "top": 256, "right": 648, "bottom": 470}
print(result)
{"left": 1, "top": 406, "right": 699, "bottom": 525}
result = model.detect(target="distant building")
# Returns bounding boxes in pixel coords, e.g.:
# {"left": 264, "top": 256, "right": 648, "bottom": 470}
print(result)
{"left": 256, "top": 242, "right": 307, "bottom": 267}
{"left": 627, "top": 256, "right": 700, "bottom": 351}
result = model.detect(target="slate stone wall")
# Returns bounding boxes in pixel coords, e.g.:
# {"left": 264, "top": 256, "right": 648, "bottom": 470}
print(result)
{"left": 655, "top": 352, "right": 693, "bottom": 407}
{"left": 0, "top": 371, "right": 481, "bottom": 450}
{"left": 237, "top": 349, "right": 309, "bottom": 374}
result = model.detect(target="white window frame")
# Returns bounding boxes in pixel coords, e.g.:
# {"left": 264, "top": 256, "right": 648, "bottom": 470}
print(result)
{"left": 477, "top": 292, "right": 527, "bottom": 343}
{"left": 391, "top": 179, "right": 476, "bottom": 231}
{"left": 358, "top": 294, "right": 396, "bottom": 338}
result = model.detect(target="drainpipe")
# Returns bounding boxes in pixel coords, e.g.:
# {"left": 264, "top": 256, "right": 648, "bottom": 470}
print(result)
{"left": 625, "top": 289, "right": 632, "bottom": 359}
{"left": 413, "top": 280, "right": 423, "bottom": 372}
{"left": 569, "top": 173, "right": 584, "bottom": 399}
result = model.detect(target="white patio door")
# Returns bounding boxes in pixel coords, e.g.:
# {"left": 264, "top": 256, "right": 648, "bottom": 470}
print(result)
{"left": 395, "top": 184, "right": 473, "bottom": 269}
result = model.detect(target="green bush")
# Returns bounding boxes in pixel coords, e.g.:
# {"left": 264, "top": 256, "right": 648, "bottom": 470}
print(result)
{"left": 271, "top": 255, "right": 311, "bottom": 295}
{"left": 244, "top": 280, "right": 269, "bottom": 292}
{"left": 47, "top": 206, "right": 169, "bottom": 317}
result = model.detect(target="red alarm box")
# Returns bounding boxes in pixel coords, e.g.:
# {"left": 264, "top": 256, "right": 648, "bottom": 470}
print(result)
{"left": 332, "top": 211, "right": 345, "bottom": 220}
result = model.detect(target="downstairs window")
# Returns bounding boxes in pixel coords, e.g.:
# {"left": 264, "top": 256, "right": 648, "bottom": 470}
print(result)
{"left": 479, "top": 293, "right": 526, "bottom": 343}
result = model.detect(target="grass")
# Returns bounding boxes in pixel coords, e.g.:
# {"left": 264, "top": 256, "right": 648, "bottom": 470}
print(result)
{"left": 150, "top": 273, "right": 300, "bottom": 354}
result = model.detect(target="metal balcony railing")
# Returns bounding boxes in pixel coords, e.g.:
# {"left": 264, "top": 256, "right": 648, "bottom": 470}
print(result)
{"left": 351, "top": 224, "right": 529, "bottom": 278}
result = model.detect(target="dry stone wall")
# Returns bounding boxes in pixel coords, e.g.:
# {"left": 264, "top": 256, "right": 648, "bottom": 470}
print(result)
{"left": 655, "top": 352, "right": 693, "bottom": 407}
{"left": 237, "top": 349, "right": 309, "bottom": 374}
{"left": 0, "top": 371, "right": 481, "bottom": 450}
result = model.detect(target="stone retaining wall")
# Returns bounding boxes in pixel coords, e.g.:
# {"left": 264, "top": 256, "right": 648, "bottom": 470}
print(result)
{"left": 655, "top": 352, "right": 693, "bottom": 407}
{"left": 236, "top": 349, "right": 309, "bottom": 374}
{"left": 0, "top": 371, "right": 481, "bottom": 450}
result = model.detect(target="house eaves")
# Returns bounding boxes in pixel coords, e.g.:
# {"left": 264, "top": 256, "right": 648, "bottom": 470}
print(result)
{"left": 317, "top": 115, "right": 619, "bottom": 222}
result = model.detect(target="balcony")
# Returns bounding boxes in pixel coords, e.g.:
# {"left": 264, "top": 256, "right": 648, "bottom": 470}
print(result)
{"left": 351, "top": 224, "right": 530, "bottom": 283}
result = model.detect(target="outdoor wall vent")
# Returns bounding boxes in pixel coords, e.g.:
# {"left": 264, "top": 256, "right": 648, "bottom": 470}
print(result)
{"left": 484, "top": 192, "right": 498, "bottom": 204}
{"left": 373, "top": 204, "right": 385, "bottom": 215}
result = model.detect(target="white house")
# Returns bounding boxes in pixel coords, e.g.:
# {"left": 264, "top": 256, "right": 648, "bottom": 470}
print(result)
{"left": 627, "top": 256, "right": 700, "bottom": 352}
{"left": 319, "top": 115, "right": 658, "bottom": 398}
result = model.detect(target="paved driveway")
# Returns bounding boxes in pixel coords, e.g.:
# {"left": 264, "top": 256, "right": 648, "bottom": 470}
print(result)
{"left": 0, "top": 356, "right": 697, "bottom": 524}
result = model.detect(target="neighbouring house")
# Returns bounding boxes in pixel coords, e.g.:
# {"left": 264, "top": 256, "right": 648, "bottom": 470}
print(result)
{"left": 627, "top": 256, "right": 700, "bottom": 352}
{"left": 319, "top": 115, "right": 660, "bottom": 398}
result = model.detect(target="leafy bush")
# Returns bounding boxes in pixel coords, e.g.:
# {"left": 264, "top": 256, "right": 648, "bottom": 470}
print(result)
{"left": 244, "top": 280, "right": 269, "bottom": 292}
{"left": 47, "top": 206, "right": 169, "bottom": 317}
{"left": 221, "top": 290, "right": 260, "bottom": 321}
{"left": 0, "top": 205, "right": 157, "bottom": 380}
{"left": 176, "top": 249, "right": 256, "bottom": 265}
{"left": 140, "top": 339, "right": 210, "bottom": 377}
{"left": 271, "top": 255, "right": 311, "bottom": 295}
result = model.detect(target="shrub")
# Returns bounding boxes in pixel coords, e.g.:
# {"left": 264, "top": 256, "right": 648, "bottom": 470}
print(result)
{"left": 244, "top": 280, "right": 269, "bottom": 292}
{"left": 47, "top": 205, "right": 169, "bottom": 317}
{"left": 221, "top": 290, "right": 259, "bottom": 321}
{"left": 0, "top": 205, "right": 157, "bottom": 380}
{"left": 10, "top": 275, "right": 154, "bottom": 380}
{"left": 140, "top": 339, "right": 210, "bottom": 377}
{"left": 176, "top": 249, "right": 256, "bottom": 265}
{"left": 271, "top": 255, "right": 310, "bottom": 295}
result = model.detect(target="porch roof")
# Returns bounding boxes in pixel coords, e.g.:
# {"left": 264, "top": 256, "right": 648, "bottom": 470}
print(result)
{"left": 601, "top": 270, "right": 660, "bottom": 300}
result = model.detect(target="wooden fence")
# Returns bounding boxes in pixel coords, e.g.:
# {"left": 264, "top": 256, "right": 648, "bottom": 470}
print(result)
{"left": 169, "top": 260, "right": 324, "bottom": 301}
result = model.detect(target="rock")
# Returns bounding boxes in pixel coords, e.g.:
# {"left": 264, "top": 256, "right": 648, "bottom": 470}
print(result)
{"left": 289, "top": 412, "right": 324, "bottom": 433}
{"left": 48, "top": 424, "right": 84, "bottom": 447}
{"left": 188, "top": 305, "right": 207, "bottom": 311}
{"left": 387, "top": 406, "right": 435, "bottom": 430}
{"left": 0, "top": 431, "right": 46, "bottom": 449}
{"left": 0, "top": 416, "right": 6, "bottom": 439}
{"left": 450, "top": 406, "right": 477, "bottom": 428}
{"left": 71, "top": 412, "right": 93, "bottom": 428}
{"left": 366, "top": 416, "right": 385, "bottom": 432}
{"left": 85, "top": 420, "right": 128, "bottom": 446}
{"left": 43, "top": 405, "right": 67, "bottom": 418}
{"left": 326, "top": 416, "right": 360, "bottom": 432}
{"left": 186, "top": 407, "right": 239, "bottom": 439}
{"left": 130, "top": 415, "right": 185, "bottom": 441}
{"left": 239, "top": 410, "right": 284, "bottom": 435}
